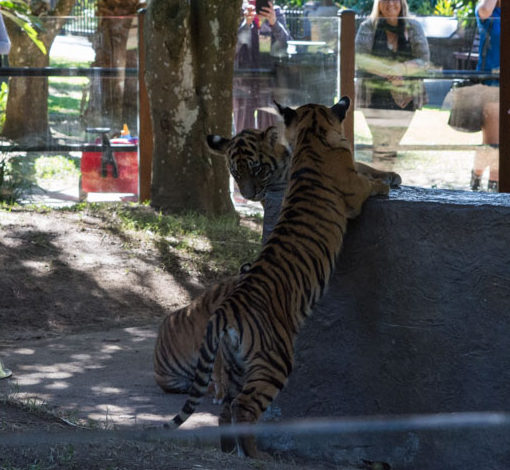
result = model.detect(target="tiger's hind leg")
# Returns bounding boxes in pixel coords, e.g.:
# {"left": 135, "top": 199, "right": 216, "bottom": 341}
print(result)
{"left": 218, "top": 350, "right": 244, "bottom": 454}
{"left": 354, "top": 161, "right": 402, "bottom": 188}
{"left": 219, "top": 400, "right": 236, "bottom": 453}
{"left": 230, "top": 365, "right": 289, "bottom": 459}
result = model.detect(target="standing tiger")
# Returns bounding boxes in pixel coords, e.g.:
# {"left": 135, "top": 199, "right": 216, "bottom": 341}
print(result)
{"left": 154, "top": 125, "right": 401, "bottom": 404}
{"left": 167, "top": 98, "right": 391, "bottom": 458}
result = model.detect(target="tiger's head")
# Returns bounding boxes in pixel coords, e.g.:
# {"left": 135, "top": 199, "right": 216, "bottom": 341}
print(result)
{"left": 207, "top": 126, "right": 290, "bottom": 202}
{"left": 274, "top": 97, "right": 351, "bottom": 151}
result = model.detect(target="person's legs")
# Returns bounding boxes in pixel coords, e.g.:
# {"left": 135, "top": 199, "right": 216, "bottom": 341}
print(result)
{"left": 362, "top": 108, "right": 415, "bottom": 161}
{"left": 472, "top": 92, "right": 499, "bottom": 191}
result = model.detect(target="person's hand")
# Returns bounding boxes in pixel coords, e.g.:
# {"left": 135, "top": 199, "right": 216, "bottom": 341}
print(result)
{"left": 385, "top": 62, "right": 406, "bottom": 84}
{"left": 244, "top": 3, "right": 256, "bottom": 26}
{"left": 258, "top": 0, "right": 277, "bottom": 26}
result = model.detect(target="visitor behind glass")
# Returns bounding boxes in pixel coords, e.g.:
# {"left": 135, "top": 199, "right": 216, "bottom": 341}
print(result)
{"left": 471, "top": 0, "right": 500, "bottom": 192}
{"left": 355, "top": 0, "right": 429, "bottom": 160}
{"left": 234, "top": 0, "right": 291, "bottom": 132}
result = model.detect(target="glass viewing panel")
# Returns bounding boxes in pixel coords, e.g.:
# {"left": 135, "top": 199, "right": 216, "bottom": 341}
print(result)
{"left": 233, "top": 12, "right": 340, "bottom": 135}
{"left": 232, "top": 12, "right": 500, "bottom": 193}
{"left": 354, "top": 15, "right": 500, "bottom": 192}
{"left": 0, "top": 13, "right": 502, "bottom": 203}
{"left": 0, "top": 17, "right": 139, "bottom": 203}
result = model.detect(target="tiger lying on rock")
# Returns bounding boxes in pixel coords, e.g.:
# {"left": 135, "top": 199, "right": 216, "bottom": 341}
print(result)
{"left": 166, "top": 97, "right": 393, "bottom": 458}
{"left": 154, "top": 121, "right": 402, "bottom": 405}
{"left": 207, "top": 125, "right": 401, "bottom": 205}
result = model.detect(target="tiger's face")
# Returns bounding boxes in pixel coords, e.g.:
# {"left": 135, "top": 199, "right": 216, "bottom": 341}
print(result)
{"left": 207, "top": 127, "right": 285, "bottom": 202}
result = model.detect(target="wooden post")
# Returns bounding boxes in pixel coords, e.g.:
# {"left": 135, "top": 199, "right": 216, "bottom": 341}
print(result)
{"left": 499, "top": 3, "right": 510, "bottom": 193}
{"left": 138, "top": 9, "right": 153, "bottom": 203}
{"left": 339, "top": 10, "right": 355, "bottom": 147}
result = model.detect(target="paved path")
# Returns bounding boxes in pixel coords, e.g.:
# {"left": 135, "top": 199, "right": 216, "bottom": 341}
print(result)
{"left": 0, "top": 325, "right": 219, "bottom": 429}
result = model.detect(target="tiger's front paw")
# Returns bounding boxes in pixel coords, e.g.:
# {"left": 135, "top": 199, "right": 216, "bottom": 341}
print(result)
{"left": 387, "top": 172, "right": 402, "bottom": 188}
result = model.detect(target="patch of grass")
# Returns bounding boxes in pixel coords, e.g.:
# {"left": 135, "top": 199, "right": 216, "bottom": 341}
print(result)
{"left": 34, "top": 155, "right": 80, "bottom": 180}
{"left": 50, "top": 57, "right": 92, "bottom": 69}
{"left": 79, "top": 203, "right": 263, "bottom": 282}
{"left": 48, "top": 60, "right": 90, "bottom": 117}
{"left": 49, "top": 77, "right": 89, "bottom": 90}
{"left": 48, "top": 92, "right": 82, "bottom": 116}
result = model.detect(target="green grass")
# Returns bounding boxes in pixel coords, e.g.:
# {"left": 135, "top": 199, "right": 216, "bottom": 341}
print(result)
{"left": 48, "top": 78, "right": 88, "bottom": 116}
{"left": 34, "top": 155, "right": 80, "bottom": 180}
{"left": 50, "top": 57, "right": 92, "bottom": 69}
{"left": 69, "top": 203, "right": 263, "bottom": 282}
{"left": 48, "top": 58, "right": 90, "bottom": 117}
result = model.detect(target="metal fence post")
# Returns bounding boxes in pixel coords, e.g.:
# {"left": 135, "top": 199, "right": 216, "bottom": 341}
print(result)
{"left": 339, "top": 9, "right": 355, "bottom": 148}
{"left": 138, "top": 8, "right": 153, "bottom": 203}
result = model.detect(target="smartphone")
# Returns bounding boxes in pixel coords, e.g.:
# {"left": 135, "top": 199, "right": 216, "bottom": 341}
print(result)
{"left": 255, "top": 0, "right": 270, "bottom": 14}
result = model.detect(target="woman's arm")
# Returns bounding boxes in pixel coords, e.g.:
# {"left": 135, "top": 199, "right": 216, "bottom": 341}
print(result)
{"left": 477, "top": 0, "right": 498, "bottom": 20}
{"left": 402, "top": 19, "right": 430, "bottom": 75}
{"left": 355, "top": 19, "right": 375, "bottom": 55}
{"left": 355, "top": 19, "right": 391, "bottom": 76}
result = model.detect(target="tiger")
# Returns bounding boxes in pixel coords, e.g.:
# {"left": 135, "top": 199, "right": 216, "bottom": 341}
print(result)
{"left": 155, "top": 128, "right": 400, "bottom": 404}
{"left": 167, "top": 97, "right": 391, "bottom": 458}
{"left": 154, "top": 263, "right": 251, "bottom": 403}
{"left": 207, "top": 126, "right": 402, "bottom": 206}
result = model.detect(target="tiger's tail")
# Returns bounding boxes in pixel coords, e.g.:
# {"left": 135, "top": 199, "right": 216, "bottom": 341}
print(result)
{"left": 167, "top": 307, "right": 227, "bottom": 428}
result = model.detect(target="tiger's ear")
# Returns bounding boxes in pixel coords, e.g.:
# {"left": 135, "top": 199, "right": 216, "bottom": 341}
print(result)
{"left": 330, "top": 96, "right": 351, "bottom": 122}
{"left": 262, "top": 126, "right": 279, "bottom": 148}
{"left": 206, "top": 134, "right": 231, "bottom": 155}
{"left": 273, "top": 100, "right": 297, "bottom": 127}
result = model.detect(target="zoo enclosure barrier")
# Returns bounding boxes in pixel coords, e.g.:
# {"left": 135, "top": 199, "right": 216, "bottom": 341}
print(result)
{"left": 1, "top": 11, "right": 509, "bottom": 193}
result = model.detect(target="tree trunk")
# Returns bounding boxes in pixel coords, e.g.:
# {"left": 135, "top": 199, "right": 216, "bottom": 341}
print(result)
{"left": 144, "top": 0, "right": 241, "bottom": 216}
{"left": 1, "top": 0, "right": 76, "bottom": 144}
{"left": 83, "top": 0, "right": 140, "bottom": 131}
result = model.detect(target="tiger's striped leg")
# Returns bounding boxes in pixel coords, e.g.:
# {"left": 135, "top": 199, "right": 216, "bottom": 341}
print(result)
{"left": 368, "top": 178, "right": 390, "bottom": 197}
{"left": 219, "top": 400, "right": 236, "bottom": 453}
{"left": 230, "top": 368, "right": 288, "bottom": 458}
{"left": 219, "top": 356, "right": 244, "bottom": 454}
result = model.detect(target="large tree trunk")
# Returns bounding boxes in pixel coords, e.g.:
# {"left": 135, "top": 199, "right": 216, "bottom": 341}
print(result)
{"left": 83, "top": 0, "right": 140, "bottom": 131}
{"left": 1, "top": 0, "right": 76, "bottom": 144}
{"left": 144, "top": 0, "right": 241, "bottom": 216}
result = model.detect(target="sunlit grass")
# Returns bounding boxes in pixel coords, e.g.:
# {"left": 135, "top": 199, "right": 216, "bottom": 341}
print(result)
{"left": 34, "top": 155, "right": 80, "bottom": 180}
{"left": 68, "top": 203, "right": 263, "bottom": 282}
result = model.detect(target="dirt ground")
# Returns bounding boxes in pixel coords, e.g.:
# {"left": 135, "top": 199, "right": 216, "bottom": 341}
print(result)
{"left": 0, "top": 207, "right": 356, "bottom": 470}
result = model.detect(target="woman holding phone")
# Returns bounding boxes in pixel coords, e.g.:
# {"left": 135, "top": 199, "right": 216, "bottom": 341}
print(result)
{"left": 233, "top": 0, "right": 291, "bottom": 132}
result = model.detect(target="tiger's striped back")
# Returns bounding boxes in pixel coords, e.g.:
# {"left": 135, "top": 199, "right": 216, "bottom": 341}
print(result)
{"left": 169, "top": 99, "right": 390, "bottom": 457}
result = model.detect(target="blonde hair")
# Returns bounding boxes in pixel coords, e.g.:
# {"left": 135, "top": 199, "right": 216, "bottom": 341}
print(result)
{"left": 369, "top": 0, "right": 410, "bottom": 23}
